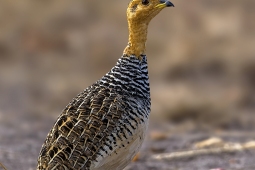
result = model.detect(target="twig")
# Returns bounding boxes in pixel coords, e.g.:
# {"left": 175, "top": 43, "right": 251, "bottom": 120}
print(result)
{"left": 151, "top": 141, "right": 255, "bottom": 160}
{"left": 0, "top": 162, "right": 7, "bottom": 170}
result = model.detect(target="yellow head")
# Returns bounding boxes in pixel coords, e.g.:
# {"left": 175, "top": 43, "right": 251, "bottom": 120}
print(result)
{"left": 127, "top": 0, "right": 174, "bottom": 25}
{"left": 124, "top": 0, "right": 174, "bottom": 58}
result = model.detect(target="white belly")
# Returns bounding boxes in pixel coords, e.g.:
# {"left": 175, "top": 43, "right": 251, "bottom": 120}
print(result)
{"left": 91, "top": 120, "right": 149, "bottom": 170}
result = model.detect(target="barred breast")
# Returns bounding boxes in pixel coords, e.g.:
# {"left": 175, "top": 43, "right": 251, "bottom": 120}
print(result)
{"left": 37, "top": 55, "right": 151, "bottom": 170}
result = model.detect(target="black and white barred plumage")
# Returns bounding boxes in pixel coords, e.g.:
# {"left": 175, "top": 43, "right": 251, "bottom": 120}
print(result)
{"left": 37, "top": 0, "right": 175, "bottom": 168}
{"left": 37, "top": 55, "right": 151, "bottom": 170}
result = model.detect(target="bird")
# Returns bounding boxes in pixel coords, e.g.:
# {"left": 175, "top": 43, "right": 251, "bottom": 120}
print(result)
{"left": 37, "top": 0, "right": 174, "bottom": 169}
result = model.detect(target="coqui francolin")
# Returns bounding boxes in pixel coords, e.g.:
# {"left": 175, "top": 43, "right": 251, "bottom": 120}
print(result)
{"left": 37, "top": 0, "right": 174, "bottom": 169}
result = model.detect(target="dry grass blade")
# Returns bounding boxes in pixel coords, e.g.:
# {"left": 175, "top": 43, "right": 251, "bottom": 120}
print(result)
{"left": 0, "top": 162, "right": 7, "bottom": 170}
{"left": 151, "top": 141, "right": 255, "bottom": 160}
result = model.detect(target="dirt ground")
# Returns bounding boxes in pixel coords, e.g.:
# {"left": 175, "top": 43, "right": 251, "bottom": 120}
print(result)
{"left": 0, "top": 117, "right": 255, "bottom": 170}
{"left": 0, "top": 0, "right": 255, "bottom": 169}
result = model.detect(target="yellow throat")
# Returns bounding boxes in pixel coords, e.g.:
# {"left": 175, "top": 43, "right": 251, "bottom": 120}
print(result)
{"left": 123, "top": 0, "right": 174, "bottom": 59}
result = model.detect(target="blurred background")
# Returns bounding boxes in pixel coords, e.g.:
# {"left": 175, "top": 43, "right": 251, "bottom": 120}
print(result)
{"left": 0, "top": 0, "right": 254, "bottom": 169}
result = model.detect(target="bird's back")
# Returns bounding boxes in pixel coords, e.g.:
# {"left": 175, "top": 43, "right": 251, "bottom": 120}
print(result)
{"left": 37, "top": 55, "right": 151, "bottom": 170}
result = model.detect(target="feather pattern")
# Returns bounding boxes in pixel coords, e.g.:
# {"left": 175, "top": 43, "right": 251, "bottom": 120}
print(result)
{"left": 37, "top": 55, "right": 151, "bottom": 170}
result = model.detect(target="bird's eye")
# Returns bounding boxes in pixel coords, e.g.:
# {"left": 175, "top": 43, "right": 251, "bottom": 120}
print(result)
{"left": 142, "top": 0, "right": 149, "bottom": 5}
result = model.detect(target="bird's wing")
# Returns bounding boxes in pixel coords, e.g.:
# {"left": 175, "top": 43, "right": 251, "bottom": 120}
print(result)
{"left": 38, "top": 84, "right": 129, "bottom": 170}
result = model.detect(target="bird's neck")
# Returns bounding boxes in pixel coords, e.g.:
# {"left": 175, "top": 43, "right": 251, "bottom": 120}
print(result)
{"left": 123, "top": 21, "right": 149, "bottom": 59}
{"left": 100, "top": 55, "right": 150, "bottom": 98}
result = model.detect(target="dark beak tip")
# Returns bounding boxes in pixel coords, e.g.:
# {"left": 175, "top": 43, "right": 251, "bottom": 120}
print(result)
{"left": 166, "top": 1, "right": 174, "bottom": 7}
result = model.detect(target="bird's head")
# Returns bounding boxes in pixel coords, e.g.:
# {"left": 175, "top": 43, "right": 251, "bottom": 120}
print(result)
{"left": 127, "top": 0, "right": 174, "bottom": 24}
{"left": 124, "top": 0, "right": 174, "bottom": 57}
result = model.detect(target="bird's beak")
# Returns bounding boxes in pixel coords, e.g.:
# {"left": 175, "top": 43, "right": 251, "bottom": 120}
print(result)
{"left": 155, "top": 0, "right": 174, "bottom": 9}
